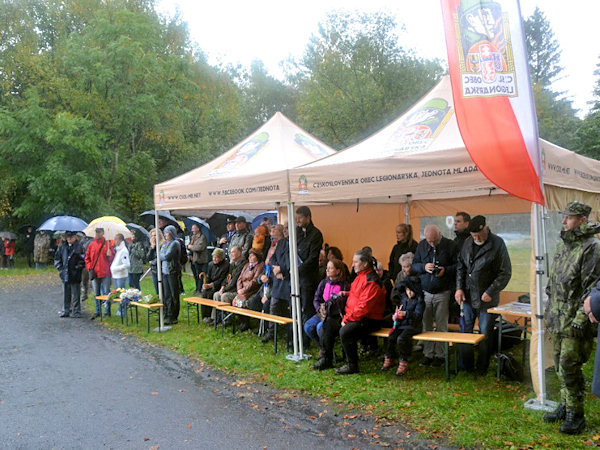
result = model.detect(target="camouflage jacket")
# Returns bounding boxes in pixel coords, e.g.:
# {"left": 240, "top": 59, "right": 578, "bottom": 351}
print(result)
{"left": 545, "top": 222, "right": 600, "bottom": 335}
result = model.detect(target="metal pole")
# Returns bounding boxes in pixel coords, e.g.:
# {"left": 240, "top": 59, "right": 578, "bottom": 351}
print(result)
{"left": 286, "top": 203, "right": 299, "bottom": 359}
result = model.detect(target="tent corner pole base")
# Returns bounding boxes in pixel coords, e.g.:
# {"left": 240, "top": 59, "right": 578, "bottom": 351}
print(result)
{"left": 286, "top": 353, "right": 312, "bottom": 362}
{"left": 153, "top": 326, "right": 172, "bottom": 333}
{"left": 523, "top": 397, "right": 557, "bottom": 412}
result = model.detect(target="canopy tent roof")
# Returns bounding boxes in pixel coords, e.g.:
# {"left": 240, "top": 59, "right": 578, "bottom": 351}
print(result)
{"left": 289, "top": 76, "right": 600, "bottom": 204}
{"left": 154, "top": 112, "right": 336, "bottom": 214}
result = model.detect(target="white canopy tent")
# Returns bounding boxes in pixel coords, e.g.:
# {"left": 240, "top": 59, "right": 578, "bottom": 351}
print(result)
{"left": 154, "top": 112, "right": 337, "bottom": 358}
{"left": 287, "top": 76, "right": 600, "bottom": 407}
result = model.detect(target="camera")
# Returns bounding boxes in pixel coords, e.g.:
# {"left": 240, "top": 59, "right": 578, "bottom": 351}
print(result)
{"left": 432, "top": 264, "right": 442, "bottom": 276}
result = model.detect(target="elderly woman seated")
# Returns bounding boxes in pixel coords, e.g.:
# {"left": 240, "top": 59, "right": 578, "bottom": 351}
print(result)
{"left": 233, "top": 250, "right": 265, "bottom": 331}
{"left": 201, "top": 248, "right": 230, "bottom": 324}
{"left": 335, "top": 248, "right": 386, "bottom": 375}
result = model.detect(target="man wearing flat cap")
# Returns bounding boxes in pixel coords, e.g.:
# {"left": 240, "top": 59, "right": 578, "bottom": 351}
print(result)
{"left": 55, "top": 231, "right": 86, "bottom": 318}
{"left": 544, "top": 201, "right": 600, "bottom": 434}
{"left": 455, "top": 215, "right": 512, "bottom": 375}
{"left": 229, "top": 216, "right": 253, "bottom": 259}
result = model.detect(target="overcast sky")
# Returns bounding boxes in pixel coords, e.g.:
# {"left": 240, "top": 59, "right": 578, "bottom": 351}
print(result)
{"left": 156, "top": 0, "right": 599, "bottom": 117}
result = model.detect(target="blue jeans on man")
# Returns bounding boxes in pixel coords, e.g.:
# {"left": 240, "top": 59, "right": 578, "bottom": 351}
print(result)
{"left": 113, "top": 277, "right": 127, "bottom": 316}
{"left": 459, "top": 301, "right": 498, "bottom": 374}
{"left": 93, "top": 276, "right": 111, "bottom": 316}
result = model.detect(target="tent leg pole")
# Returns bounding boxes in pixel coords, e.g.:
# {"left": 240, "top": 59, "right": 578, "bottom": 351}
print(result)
{"left": 153, "top": 209, "right": 170, "bottom": 333}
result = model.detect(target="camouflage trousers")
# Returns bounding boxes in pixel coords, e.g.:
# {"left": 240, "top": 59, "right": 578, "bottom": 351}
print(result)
{"left": 551, "top": 333, "right": 593, "bottom": 414}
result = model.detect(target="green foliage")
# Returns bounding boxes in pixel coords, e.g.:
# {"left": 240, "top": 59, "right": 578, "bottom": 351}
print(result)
{"left": 576, "top": 60, "right": 600, "bottom": 160}
{"left": 524, "top": 7, "right": 563, "bottom": 88}
{"left": 533, "top": 84, "right": 582, "bottom": 150}
{"left": 291, "top": 11, "right": 444, "bottom": 149}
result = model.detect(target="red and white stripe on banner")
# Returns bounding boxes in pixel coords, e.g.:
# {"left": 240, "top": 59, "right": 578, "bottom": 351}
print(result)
{"left": 440, "top": 0, "right": 544, "bottom": 204}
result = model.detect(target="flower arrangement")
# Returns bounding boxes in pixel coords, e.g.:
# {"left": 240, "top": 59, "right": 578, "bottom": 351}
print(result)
{"left": 108, "top": 288, "right": 125, "bottom": 301}
{"left": 119, "top": 288, "right": 141, "bottom": 302}
{"left": 138, "top": 294, "right": 160, "bottom": 304}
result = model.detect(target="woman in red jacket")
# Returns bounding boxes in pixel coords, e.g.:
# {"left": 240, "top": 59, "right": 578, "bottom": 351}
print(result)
{"left": 336, "top": 248, "right": 386, "bottom": 375}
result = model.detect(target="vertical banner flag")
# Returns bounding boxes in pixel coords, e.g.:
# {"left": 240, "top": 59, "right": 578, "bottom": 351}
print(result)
{"left": 440, "top": 0, "right": 545, "bottom": 204}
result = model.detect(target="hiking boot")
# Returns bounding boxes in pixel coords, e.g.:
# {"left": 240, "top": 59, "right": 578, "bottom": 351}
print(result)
{"left": 396, "top": 360, "right": 408, "bottom": 376}
{"left": 312, "top": 358, "right": 333, "bottom": 371}
{"left": 543, "top": 403, "right": 566, "bottom": 423}
{"left": 381, "top": 356, "right": 393, "bottom": 371}
{"left": 335, "top": 364, "right": 358, "bottom": 375}
{"left": 560, "top": 410, "right": 585, "bottom": 434}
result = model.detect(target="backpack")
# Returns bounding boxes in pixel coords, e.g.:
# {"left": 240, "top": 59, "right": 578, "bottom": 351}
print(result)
{"left": 177, "top": 238, "right": 188, "bottom": 265}
{"left": 497, "top": 353, "right": 523, "bottom": 381}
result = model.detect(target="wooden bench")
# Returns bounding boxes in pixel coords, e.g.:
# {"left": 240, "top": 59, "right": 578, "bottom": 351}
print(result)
{"left": 182, "top": 297, "right": 229, "bottom": 327}
{"left": 412, "top": 331, "right": 485, "bottom": 380}
{"left": 216, "top": 304, "right": 294, "bottom": 354}
{"left": 95, "top": 295, "right": 127, "bottom": 324}
{"left": 129, "top": 301, "right": 164, "bottom": 333}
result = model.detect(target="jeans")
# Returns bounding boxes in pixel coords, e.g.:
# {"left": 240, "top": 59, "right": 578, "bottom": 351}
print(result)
{"left": 113, "top": 277, "right": 127, "bottom": 315}
{"left": 459, "top": 301, "right": 498, "bottom": 372}
{"left": 304, "top": 313, "right": 323, "bottom": 347}
{"left": 128, "top": 272, "right": 141, "bottom": 290}
{"left": 163, "top": 272, "right": 180, "bottom": 322}
{"left": 92, "top": 276, "right": 111, "bottom": 315}
{"left": 35, "top": 262, "right": 47, "bottom": 270}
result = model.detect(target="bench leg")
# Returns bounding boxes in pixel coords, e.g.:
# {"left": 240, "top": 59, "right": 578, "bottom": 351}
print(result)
{"left": 147, "top": 308, "right": 150, "bottom": 333}
{"left": 274, "top": 324, "right": 278, "bottom": 354}
{"left": 214, "top": 308, "right": 218, "bottom": 331}
{"left": 135, "top": 305, "right": 139, "bottom": 325}
{"left": 444, "top": 342, "right": 450, "bottom": 381}
{"left": 186, "top": 302, "right": 190, "bottom": 326}
{"left": 496, "top": 317, "right": 503, "bottom": 379}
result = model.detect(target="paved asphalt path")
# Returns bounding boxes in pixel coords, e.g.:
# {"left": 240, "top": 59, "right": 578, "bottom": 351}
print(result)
{"left": 0, "top": 273, "right": 434, "bottom": 450}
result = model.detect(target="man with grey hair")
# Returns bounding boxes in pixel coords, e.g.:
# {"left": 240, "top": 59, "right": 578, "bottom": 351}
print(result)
{"left": 412, "top": 224, "right": 458, "bottom": 367}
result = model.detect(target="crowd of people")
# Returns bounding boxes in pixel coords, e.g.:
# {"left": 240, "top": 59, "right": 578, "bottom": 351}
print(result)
{"left": 39, "top": 199, "right": 600, "bottom": 435}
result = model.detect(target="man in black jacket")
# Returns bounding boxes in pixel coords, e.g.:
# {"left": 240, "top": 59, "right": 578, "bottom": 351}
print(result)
{"left": 412, "top": 224, "right": 458, "bottom": 366}
{"left": 54, "top": 231, "right": 85, "bottom": 318}
{"left": 455, "top": 215, "right": 512, "bottom": 374}
{"left": 295, "top": 206, "right": 324, "bottom": 328}
{"left": 453, "top": 211, "right": 471, "bottom": 251}
{"left": 23, "top": 226, "right": 35, "bottom": 268}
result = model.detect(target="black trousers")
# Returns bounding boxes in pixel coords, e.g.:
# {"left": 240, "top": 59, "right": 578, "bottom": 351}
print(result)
{"left": 339, "top": 319, "right": 382, "bottom": 367}
{"left": 320, "top": 316, "right": 342, "bottom": 361}
{"left": 385, "top": 327, "right": 419, "bottom": 360}
{"left": 163, "top": 273, "right": 180, "bottom": 321}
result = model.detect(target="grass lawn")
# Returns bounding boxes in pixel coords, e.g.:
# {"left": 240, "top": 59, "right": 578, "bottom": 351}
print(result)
{"left": 5, "top": 258, "right": 600, "bottom": 447}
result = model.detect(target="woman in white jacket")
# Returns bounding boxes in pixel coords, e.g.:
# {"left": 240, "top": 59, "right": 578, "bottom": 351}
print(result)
{"left": 111, "top": 233, "right": 130, "bottom": 316}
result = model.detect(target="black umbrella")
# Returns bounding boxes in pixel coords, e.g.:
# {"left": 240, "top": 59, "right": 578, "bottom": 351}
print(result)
{"left": 126, "top": 223, "right": 150, "bottom": 240}
{"left": 18, "top": 224, "right": 36, "bottom": 234}
{"left": 205, "top": 213, "right": 236, "bottom": 239}
{"left": 138, "top": 210, "right": 182, "bottom": 234}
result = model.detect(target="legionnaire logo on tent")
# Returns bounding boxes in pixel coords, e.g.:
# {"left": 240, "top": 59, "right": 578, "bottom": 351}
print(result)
{"left": 294, "top": 133, "right": 330, "bottom": 159}
{"left": 208, "top": 131, "right": 270, "bottom": 177}
{"left": 384, "top": 98, "right": 454, "bottom": 154}
{"left": 455, "top": 0, "right": 517, "bottom": 97}
{"left": 298, "top": 175, "right": 308, "bottom": 195}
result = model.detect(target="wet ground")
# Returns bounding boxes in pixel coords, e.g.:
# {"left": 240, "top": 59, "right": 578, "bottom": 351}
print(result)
{"left": 0, "top": 272, "right": 441, "bottom": 449}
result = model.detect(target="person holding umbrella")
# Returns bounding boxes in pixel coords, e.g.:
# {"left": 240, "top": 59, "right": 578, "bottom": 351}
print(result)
{"left": 54, "top": 231, "right": 85, "bottom": 318}
{"left": 85, "top": 228, "right": 114, "bottom": 320}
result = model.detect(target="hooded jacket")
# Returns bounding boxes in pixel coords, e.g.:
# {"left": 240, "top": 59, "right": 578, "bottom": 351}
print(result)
{"left": 545, "top": 221, "right": 600, "bottom": 335}
{"left": 110, "top": 240, "right": 130, "bottom": 279}
{"left": 343, "top": 268, "right": 386, "bottom": 323}
{"left": 456, "top": 230, "right": 512, "bottom": 309}
{"left": 160, "top": 225, "right": 181, "bottom": 275}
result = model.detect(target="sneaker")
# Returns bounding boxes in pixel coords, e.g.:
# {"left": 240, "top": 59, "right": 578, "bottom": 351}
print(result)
{"left": 419, "top": 357, "right": 433, "bottom": 367}
{"left": 381, "top": 356, "right": 393, "bottom": 371}
{"left": 431, "top": 357, "right": 444, "bottom": 367}
{"left": 396, "top": 360, "right": 408, "bottom": 376}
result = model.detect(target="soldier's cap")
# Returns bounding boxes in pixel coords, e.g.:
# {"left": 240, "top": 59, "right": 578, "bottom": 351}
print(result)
{"left": 560, "top": 201, "right": 591, "bottom": 218}
{"left": 226, "top": 217, "right": 236, "bottom": 224}
{"left": 65, "top": 231, "right": 77, "bottom": 237}
{"left": 95, "top": 227, "right": 104, "bottom": 233}
{"left": 235, "top": 216, "right": 247, "bottom": 223}
{"left": 468, "top": 215, "right": 486, "bottom": 233}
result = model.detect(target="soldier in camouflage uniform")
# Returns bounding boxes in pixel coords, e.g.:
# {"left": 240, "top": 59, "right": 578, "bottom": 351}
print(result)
{"left": 544, "top": 201, "right": 600, "bottom": 434}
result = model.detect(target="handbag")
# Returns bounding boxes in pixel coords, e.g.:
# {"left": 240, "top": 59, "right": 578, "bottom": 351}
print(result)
{"left": 88, "top": 241, "right": 105, "bottom": 281}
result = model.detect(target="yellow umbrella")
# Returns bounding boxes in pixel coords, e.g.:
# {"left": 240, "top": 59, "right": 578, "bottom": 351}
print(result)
{"left": 89, "top": 216, "right": 126, "bottom": 226}
{"left": 83, "top": 221, "right": 132, "bottom": 240}
{"left": 177, "top": 220, "right": 186, "bottom": 231}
